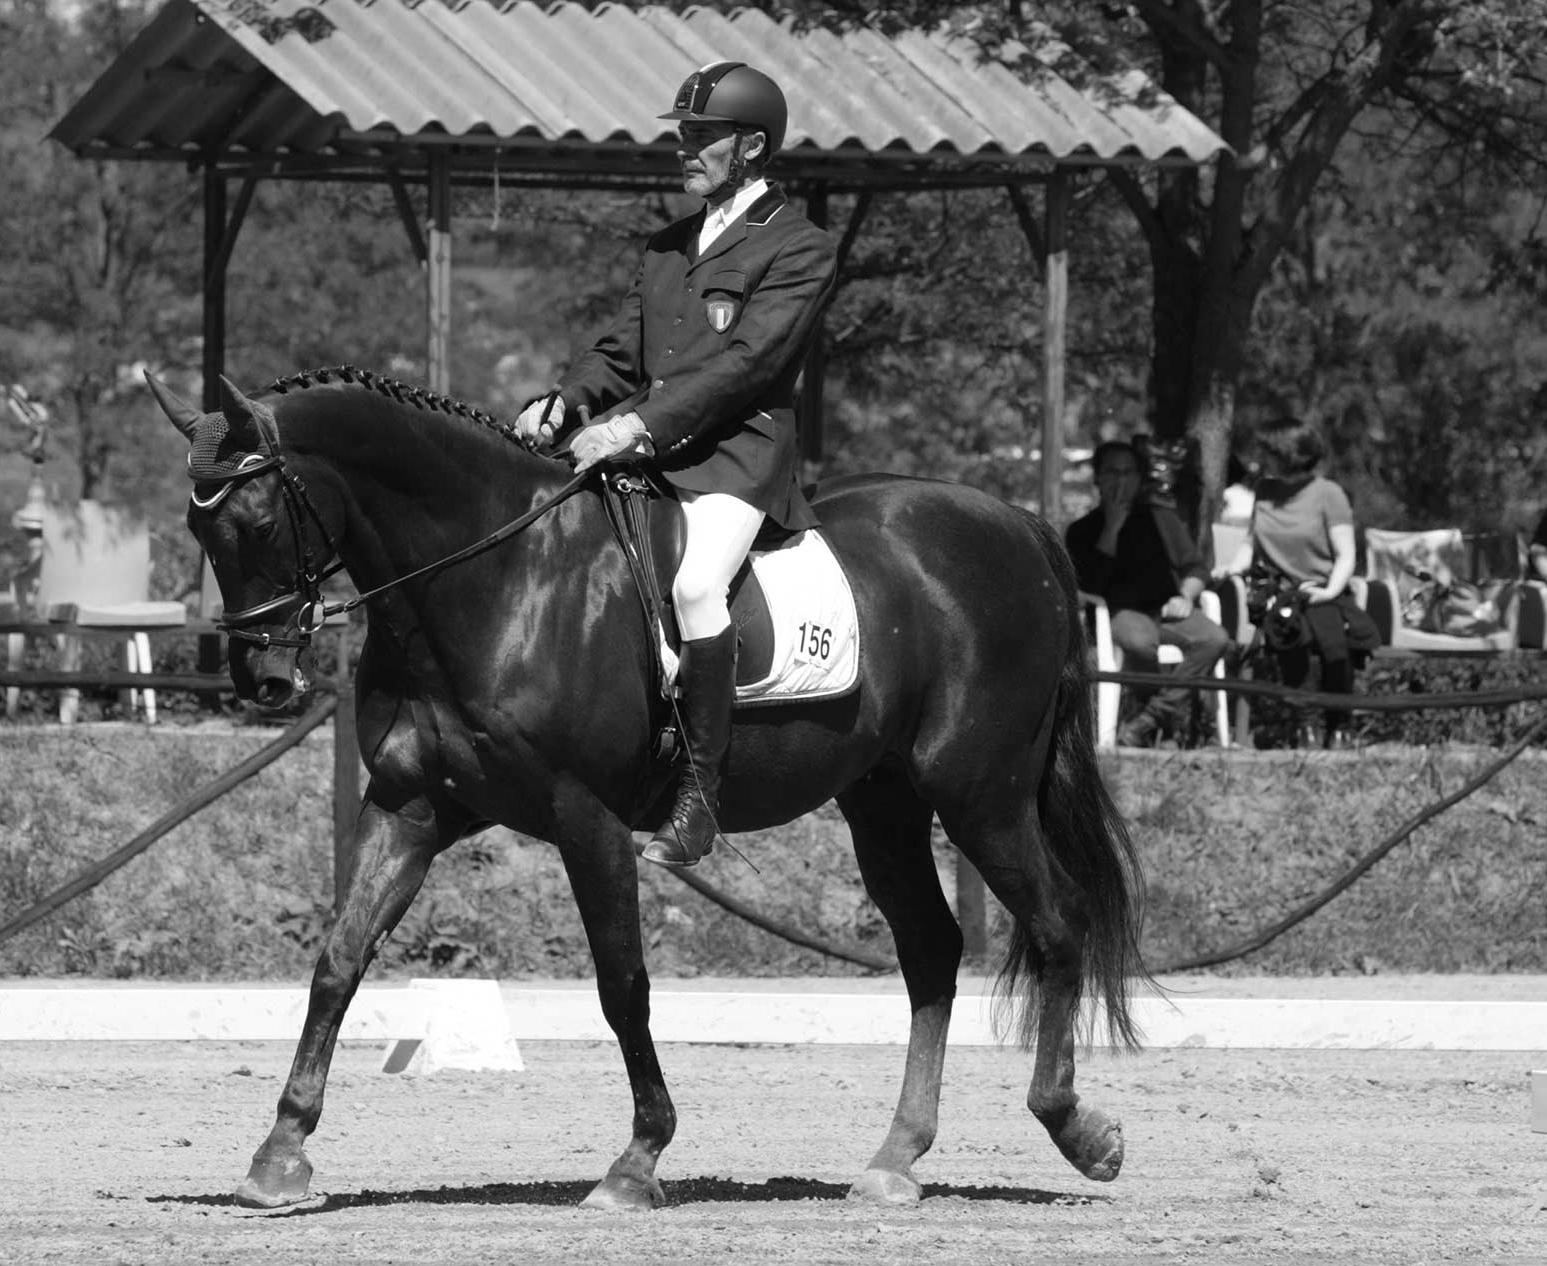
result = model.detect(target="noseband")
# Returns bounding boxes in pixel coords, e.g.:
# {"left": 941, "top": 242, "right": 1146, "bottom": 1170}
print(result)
{"left": 197, "top": 436, "right": 591, "bottom": 651}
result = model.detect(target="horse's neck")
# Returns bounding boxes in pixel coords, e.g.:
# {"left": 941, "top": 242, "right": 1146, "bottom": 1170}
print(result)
{"left": 287, "top": 401, "right": 596, "bottom": 600}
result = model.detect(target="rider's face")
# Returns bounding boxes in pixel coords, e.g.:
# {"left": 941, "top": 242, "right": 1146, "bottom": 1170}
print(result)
{"left": 676, "top": 123, "right": 758, "bottom": 200}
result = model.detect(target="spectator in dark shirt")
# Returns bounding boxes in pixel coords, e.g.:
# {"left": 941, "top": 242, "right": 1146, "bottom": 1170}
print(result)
{"left": 1066, "top": 440, "right": 1230, "bottom": 747}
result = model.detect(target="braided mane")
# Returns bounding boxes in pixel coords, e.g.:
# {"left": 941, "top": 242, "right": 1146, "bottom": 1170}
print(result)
{"left": 266, "top": 364, "right": 530, "bottom": 448}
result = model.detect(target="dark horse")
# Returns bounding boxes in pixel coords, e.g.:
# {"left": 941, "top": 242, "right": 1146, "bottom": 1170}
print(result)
{"left": 149, "top": 367, "right": 1147, "bottom": 1211}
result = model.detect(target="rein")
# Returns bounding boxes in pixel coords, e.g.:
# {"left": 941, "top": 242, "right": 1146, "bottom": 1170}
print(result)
{"left": 323, "top": 470, "right": 590, "bottom": 621}
{"left": 210, "top": 438, "right": 590, "bottom": 649}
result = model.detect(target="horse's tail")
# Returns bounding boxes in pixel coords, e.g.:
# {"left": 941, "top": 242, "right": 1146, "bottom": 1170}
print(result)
{"left": 996, "top": 508, "right": 1150, "bottom": 1052}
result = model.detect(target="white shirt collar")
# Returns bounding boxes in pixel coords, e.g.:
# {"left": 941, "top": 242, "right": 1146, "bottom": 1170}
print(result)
{"left": 698, "top": 178, "right": 769, "bottom": 253}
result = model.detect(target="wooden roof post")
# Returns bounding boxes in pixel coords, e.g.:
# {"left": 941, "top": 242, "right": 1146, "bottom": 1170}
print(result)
{"left": 427, "top": 153, "right": 452, "bottom": 393}
{"left": 198, "top": 165, "right": 229, "bottom": 678}
{"left": 201, "top": 166, "right": 227, "bottom": 413}
{"left": 1040, "top": 169, "right": 1069, "bottom": 528}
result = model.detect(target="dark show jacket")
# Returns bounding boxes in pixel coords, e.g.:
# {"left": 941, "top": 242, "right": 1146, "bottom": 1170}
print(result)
{"left": 557, "top": 183, "right": 836, "bottom": 531}
{"left": 1065, "top": 501, "right": 1210, "bottom": 613}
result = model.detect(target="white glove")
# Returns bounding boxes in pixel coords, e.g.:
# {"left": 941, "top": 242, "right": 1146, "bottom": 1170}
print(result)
{"left": 570, "top": 412, "right": 653, "bottom": 473}
{"left": 514, "top": 393, "right": 565, "bottom": 447}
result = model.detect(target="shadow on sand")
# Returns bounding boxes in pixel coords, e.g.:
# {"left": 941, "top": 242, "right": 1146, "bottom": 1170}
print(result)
{"left": 150, "top": 1174, "right": 1102, "bottom": 1212}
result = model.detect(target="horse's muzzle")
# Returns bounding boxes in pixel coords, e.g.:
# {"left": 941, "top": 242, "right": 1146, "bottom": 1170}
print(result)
{"left": 231, "top": 641, "right": 314, "bottom": 711}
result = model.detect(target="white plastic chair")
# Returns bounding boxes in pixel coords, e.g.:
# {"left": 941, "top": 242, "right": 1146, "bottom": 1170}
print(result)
{"left": 37, "top": 500, "right": 185, "bottom": 723}
{"left": 1081, "top": 590, "right": 1230, "bottom": 750}
{"left": 1210, "top": 521, "right": 1250, "bottom": 577}
{"left": 1361, "top": 527, "right": 1517, "bottom": 653}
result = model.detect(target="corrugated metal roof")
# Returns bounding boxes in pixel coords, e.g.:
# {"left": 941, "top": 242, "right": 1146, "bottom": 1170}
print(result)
{"left": 51, "top": 0, "right": 1228, "bottom": 187}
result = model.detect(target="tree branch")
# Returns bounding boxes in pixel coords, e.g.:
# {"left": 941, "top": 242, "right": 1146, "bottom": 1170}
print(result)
{"left": 1106, "top": 168, "right": 1167, "bottom": 257}
{"left": 1240, "top": 4, "right": 1436, "bottom": 297}
{"left": 1129, "top": 0, "right": 1232, "bottom": 71}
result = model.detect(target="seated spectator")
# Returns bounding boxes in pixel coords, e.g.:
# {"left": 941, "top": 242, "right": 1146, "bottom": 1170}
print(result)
{"left": 1066, "top": 440, "right": 1230, "bottom": 748}
{"left": 1225, "top": 415, "right": 1380, "bottom": 750}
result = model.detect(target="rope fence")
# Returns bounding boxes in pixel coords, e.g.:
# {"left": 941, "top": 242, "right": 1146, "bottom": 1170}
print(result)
{"left": 1, "top": 658, "right": 1543, "bottom": 976}
{"left": 1094, "top": 666, "right": 1547, "bottom": 712}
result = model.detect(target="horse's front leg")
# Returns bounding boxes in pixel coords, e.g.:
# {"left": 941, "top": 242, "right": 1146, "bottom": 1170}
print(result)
{"left": 551, "top": 779, "right": 673, "bottom": 1211}
{"left": 234, "top": 790, "right": 459, "bottom": 1208}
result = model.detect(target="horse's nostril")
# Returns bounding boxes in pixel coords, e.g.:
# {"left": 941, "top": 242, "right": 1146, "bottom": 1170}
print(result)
{"left": 252, "top": 677, "right": 293, "bottom": 709}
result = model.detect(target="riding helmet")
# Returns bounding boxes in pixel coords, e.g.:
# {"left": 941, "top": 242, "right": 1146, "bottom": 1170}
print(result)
{"left": 659, "top": 62, "right": 787, "bottom": 156}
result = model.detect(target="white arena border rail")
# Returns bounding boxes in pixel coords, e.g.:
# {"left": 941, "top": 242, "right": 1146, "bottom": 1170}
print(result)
{"left": 2, "top": 977, "right": 1545, "bottom": 1059}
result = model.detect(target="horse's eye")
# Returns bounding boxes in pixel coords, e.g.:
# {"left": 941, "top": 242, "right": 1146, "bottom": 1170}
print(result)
{"left": 255, "top": 521, "right": 280, "bottom": 543}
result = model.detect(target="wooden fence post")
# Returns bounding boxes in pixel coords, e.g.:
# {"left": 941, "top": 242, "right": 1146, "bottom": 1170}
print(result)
{"left": 331, "top": 621, "right": 360, "bottom": 911}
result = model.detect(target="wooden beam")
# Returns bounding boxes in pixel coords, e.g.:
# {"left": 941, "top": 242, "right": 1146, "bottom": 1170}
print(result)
{"left": 203, "top": 170, "right": 259, "bottom": 296}
{"left": 1040, "top": 170, "right": 1069, "bottom": 528}
{"left": 200, "top": 166, "right": 232, "bottom": 678}
{"left": 1004, "top": 183, "right": 1045, "bottom": 276}
{"left": 387, "top": 166, "right": 428, "bottom": 266}
{"left": 201, "top": 166, "right": 226, "bottom": 412}
{"left": 426, "top": 153, "right": 452, "bottom": 393}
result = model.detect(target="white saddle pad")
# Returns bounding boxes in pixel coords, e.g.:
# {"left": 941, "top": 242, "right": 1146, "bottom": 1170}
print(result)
{"left": 660, "top": 529, "right": 860, "bottom": 707}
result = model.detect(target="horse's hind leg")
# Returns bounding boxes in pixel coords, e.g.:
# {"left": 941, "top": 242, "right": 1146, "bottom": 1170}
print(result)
{"left": 836, "top": 768, "right": 960, "bottom": 1206}
{"left": 939, "top": 795, "right": 1125, "bottom": 1184}
{"left": 235, "top": 791, "right": 457, "bottom": 1208}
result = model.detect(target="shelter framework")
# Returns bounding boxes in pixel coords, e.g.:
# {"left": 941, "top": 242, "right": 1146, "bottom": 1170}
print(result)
{"left": 51, "top": 0, "right": 1228, "bottom": 513}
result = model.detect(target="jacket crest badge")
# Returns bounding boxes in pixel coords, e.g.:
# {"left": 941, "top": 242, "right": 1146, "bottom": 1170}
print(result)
{"left": 706, "top": 299, "right": 737, "bottom": 333}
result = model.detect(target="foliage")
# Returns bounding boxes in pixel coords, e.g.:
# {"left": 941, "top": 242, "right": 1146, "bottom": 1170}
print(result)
{"left": 1234, "top": 644, "right": 1547, "bottom": 750}
{"left": 820, "top": 181, "right": 1151, "bottom": 504}
{"left": 1246, "top": 126, "right": 1547, "bottom": 534}
{"left": 2, "top": 723, "right": 1543, "bottom": 979}
{"left": 794, "top": 2, "right": 1547, "bottom": 530}
{"left": 1125, "top": 744, "right": 1547, "bottom": 974}
{"left": 4, "top": 0, "right": 1547, "bottom": 565}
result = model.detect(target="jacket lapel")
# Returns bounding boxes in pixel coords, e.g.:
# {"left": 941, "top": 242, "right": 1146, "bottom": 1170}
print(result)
{"left": 692, "top": 217, "right": 748, "bottom": 270}
{"left": 687, "top": 184, "right": 789, "bottom": 272}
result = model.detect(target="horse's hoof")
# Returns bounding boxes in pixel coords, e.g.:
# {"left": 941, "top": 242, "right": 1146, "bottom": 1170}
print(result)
{"left": 847, "top": 1166, "right": 922, "bottom": 1205}
{"left": 233, "top": 1152, "right": 314, "bottom": 1209}
{"left": 580, "top": 1172, "right": 666, "bottom": 1212}
{"left": 1053, "top": 1107, "right": 1124, "bottom": 1182}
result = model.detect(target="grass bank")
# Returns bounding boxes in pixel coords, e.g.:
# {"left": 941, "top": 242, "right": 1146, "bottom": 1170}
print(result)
{"left": 1, "top": 723, "right": 1543, "bottom": 979}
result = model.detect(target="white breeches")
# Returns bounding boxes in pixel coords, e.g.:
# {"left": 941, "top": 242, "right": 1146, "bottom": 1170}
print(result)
{"left": 674, "top": 490, "right": 765, "bottom": 641}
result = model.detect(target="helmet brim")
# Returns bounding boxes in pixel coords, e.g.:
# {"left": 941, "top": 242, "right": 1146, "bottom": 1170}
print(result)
{"left": 658, "top": 108, "right": 740, "bottom": 124}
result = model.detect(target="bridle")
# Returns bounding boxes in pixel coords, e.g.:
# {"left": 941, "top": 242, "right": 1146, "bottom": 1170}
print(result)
{"left": 193, "top": 449, "right": 343, "bottom": 649}
{"left": 198, "top": 411, "right": 589, "bottom": 651}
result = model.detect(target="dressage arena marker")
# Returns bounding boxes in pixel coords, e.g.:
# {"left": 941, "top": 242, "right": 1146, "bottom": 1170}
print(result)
{"left": 2, "top": 980, "right": 1545, "bottom": 1056}
{"left": 0, "top": 978, "right": 522, "bottom": 1073}
{"left": 377, "top": 978, "right": 524, "bottom": 1074}
{"left": 1533, "top": 1071, "right": 1547, "bottom": 1133}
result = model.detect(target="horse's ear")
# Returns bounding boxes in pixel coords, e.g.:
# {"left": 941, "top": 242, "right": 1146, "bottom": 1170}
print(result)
{"left": 145, "top": 372, "right": 201, "bottom": 441}
{"left": 219, "top": 374, "right": 281, "bottom": 455}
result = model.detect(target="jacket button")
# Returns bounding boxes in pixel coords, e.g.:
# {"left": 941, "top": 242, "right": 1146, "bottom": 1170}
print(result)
{"left": 652, "top": 379, "right": 665, "bottom": 388}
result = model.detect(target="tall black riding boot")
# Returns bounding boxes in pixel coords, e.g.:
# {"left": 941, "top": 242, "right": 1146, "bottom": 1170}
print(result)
{"left": 642, "top": 626, "right": 737, "bottom": 869}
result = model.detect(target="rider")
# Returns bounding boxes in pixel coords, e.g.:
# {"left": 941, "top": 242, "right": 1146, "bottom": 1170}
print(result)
{"left": 515, "top": 62, "right": 839, "bottom": 869}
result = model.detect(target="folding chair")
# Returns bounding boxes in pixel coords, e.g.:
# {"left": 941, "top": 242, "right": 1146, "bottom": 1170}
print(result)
{"left": 1081, "top": 590, "right": 1231, "bottom": 750}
